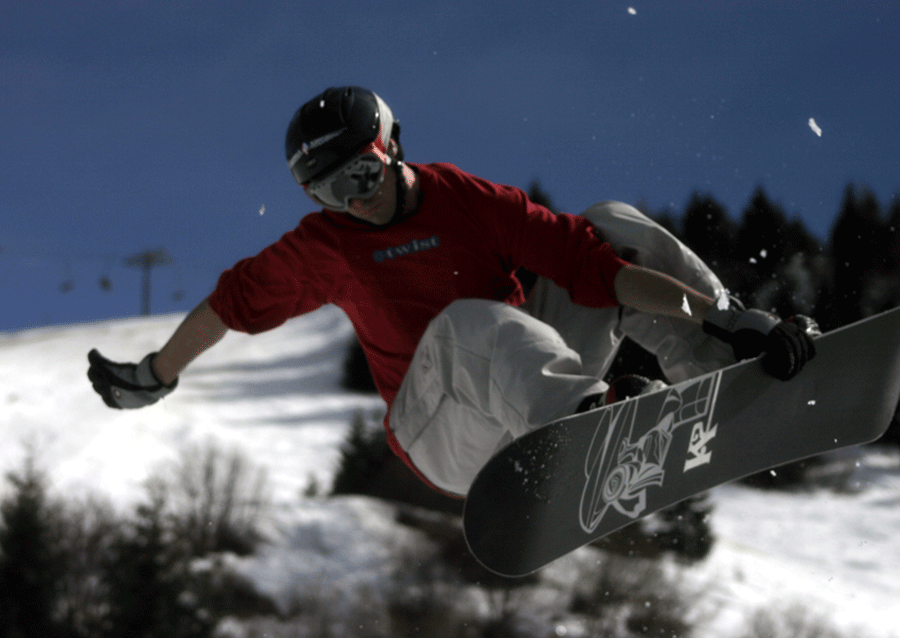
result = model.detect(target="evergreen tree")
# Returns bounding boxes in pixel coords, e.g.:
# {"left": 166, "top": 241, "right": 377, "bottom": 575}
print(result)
{"left": 857, "top": 188, "right": 887, "bottom": 272}
{"left": 736, "top": 187, "right": 789, "bottom": 280}
{"left": 104, "top": 481, "right": 212, "bottom": 638}
{"left": 331, "top": 411, "right": 463, "bottom": 514}
{"left": 734, "top": 188, "right": 824, "bottom": 317}
{"left": 737, "top": 188, "right": 796, "bottom": 310}
{"left": 527, "top": 180, "right": 559, "bottom": 213}
{"left": 0, "top": 458, "right": 65, "bottom": 638}
{"left": 342, "top": 338, "right": 378, "bottom": 393}
{"left": 829, "top": 184, "right": 885, "bottom": 327}
{"left": 784, "top": 218, "right": 823, "bottom": 260}
{"left": 885, "top": 196, "right": 900, "bottom": 275}
{"left": 680, "top": 193, "right": 737, "bottom": 287}
{"left": 54, "top": 497, "right": 121, "bottom": 638}
{"left": 735, "top": 187, "right": 787, "bottom": 302}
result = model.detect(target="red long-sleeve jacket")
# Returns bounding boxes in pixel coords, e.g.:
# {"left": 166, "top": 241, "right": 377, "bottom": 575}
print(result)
{"left": 209, "top": 163, "right": 627, "bottom": 477}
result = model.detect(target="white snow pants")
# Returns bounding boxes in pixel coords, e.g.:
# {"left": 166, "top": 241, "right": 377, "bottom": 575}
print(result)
{"left": 389, "top": 201, "right": 736, "bottom": 496}
{"left": 525, "top": 201, "right": 736, "bottom": 383}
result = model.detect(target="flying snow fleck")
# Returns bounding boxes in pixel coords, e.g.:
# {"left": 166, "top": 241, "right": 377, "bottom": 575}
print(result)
{"left": 259, "top": 205, "right": 266, "bottom": 216}
{"left": 681, "top": 294, "right": 692, "bottom": 317}
{"left": 628, "top": 7, "right": 637, "bottom": 15}
{"left": 716, "top": 294, "right": 730, "bottom": 311}
{"left": 808, "top": 118, "right": 822, "bottom": 137}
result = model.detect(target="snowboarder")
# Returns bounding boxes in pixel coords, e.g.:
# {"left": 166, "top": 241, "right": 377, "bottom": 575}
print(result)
{"left": 88, "top": 86, "right": 816, "bottom": 497}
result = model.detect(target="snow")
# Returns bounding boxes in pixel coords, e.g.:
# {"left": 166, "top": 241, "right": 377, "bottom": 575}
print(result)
{"left": 0, "top": 306, "right": 382, "bottom": 506}
{"left": 809, "top": 117, "right": 823, "bottom": 137}
{"left": 1, "top": 307, "right": 899, "bottom": 636}
{"left": 700, "top": 466, "right": 900, "bottom": 635}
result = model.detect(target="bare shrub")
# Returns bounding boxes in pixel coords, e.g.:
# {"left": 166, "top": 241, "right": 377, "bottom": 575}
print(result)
{"left": 165, "top": 439, "right": 270, "bottom": 556}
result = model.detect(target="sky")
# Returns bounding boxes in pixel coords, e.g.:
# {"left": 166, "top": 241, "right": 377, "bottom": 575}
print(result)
{"left": 2, "top": 0, "right": 899, "bottom": 333}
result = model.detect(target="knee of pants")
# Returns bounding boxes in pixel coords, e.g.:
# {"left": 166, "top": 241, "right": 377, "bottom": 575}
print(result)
{"left": 438, "top": 298, "right": 539, "bottom": 338}
{"left": 402, "top": 397, "right": 508, "bottom": 497}
{"left": 391, "top": 298, "right": 606, "bottom": 492}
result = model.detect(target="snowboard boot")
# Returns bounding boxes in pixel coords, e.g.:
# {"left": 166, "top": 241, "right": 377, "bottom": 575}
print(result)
{"left": 575, "top": 374, "right": 668, "bottom": 414}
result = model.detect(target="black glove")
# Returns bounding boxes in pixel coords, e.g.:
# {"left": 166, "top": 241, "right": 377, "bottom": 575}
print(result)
{"left": 87, "top": 349, "right": 178, "bottom": 409}
{"left": 703, "top": 298, "right": 818, "bottom": 381}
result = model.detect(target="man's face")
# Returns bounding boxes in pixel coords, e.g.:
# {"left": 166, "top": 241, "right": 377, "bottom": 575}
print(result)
{"left": 344, "top": 156, "right": 397, "bottom": 225}
{"left": 303, "top": 141, "right": 397, "bottom": 224}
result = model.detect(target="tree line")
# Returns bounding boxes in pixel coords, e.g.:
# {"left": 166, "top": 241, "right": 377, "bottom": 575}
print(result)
{"left": 641, "top": 183, "right": 900, "bottom": 333}
{"left": 0, "top": 444, "right": 269, "bottom": 638}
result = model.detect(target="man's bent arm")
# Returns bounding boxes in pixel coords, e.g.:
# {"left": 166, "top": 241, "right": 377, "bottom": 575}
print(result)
{"left": 614, "top": 263, "right": 714, "bottom": 324}
{"left": 151, "top": 297, "right": 229, "bottom": 385}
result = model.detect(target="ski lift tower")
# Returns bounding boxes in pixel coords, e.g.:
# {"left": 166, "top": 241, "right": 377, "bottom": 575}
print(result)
{"left": 125, "top": 249, "right": 173, "bottom": 316}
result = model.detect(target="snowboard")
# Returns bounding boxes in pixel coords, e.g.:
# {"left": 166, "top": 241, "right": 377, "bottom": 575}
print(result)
{"left": 463, "top": 307, "right": 900, "bottom": 577}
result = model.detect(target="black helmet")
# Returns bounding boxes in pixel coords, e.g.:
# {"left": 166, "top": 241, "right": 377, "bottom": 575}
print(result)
{"left": 285, "top": 86, "right": 399, "bottom": 186}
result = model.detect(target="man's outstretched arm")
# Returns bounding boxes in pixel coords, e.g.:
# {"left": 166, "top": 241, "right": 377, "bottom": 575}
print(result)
{"left": 88, "top": 297, "right": 228, "bottom": 409}
{"left": 151, "top": 297, "right": 229, "bottom": 385}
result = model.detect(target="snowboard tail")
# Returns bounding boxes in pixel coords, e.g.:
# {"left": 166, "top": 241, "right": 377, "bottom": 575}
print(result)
{"left": 463, "top": 307, "right": 900, "bottom": 577}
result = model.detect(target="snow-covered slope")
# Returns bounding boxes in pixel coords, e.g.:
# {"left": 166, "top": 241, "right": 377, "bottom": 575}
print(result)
{"left": 0, "top": 305, "right": 383, "bottom": 506}
{"left": 1, "top": 308, "right": 898, "bottom": 636}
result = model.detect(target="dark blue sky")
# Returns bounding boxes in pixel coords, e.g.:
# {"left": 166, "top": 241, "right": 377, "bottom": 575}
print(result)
{"left": 2, "top": 1, "right": 899, "bottom": 332}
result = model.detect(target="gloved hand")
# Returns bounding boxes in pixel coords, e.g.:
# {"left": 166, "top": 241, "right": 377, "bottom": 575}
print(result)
{"left": 87, "top": 349, "right": 178, "bottom": 409}
{"left": 703, "top": 297, "right": 818, "bottom": 381}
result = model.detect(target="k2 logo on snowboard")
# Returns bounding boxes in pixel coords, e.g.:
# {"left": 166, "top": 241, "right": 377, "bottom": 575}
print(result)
{"left": 683, "top": 421, "right": 718, "bottom": 471}
{"left": 579, "top": 371, "right": 723, "bottom": 534}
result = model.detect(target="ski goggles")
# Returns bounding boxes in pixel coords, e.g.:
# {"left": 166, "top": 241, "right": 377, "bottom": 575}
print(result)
{"left": 299, "top": 151, "right": 386, "bottom": 212}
